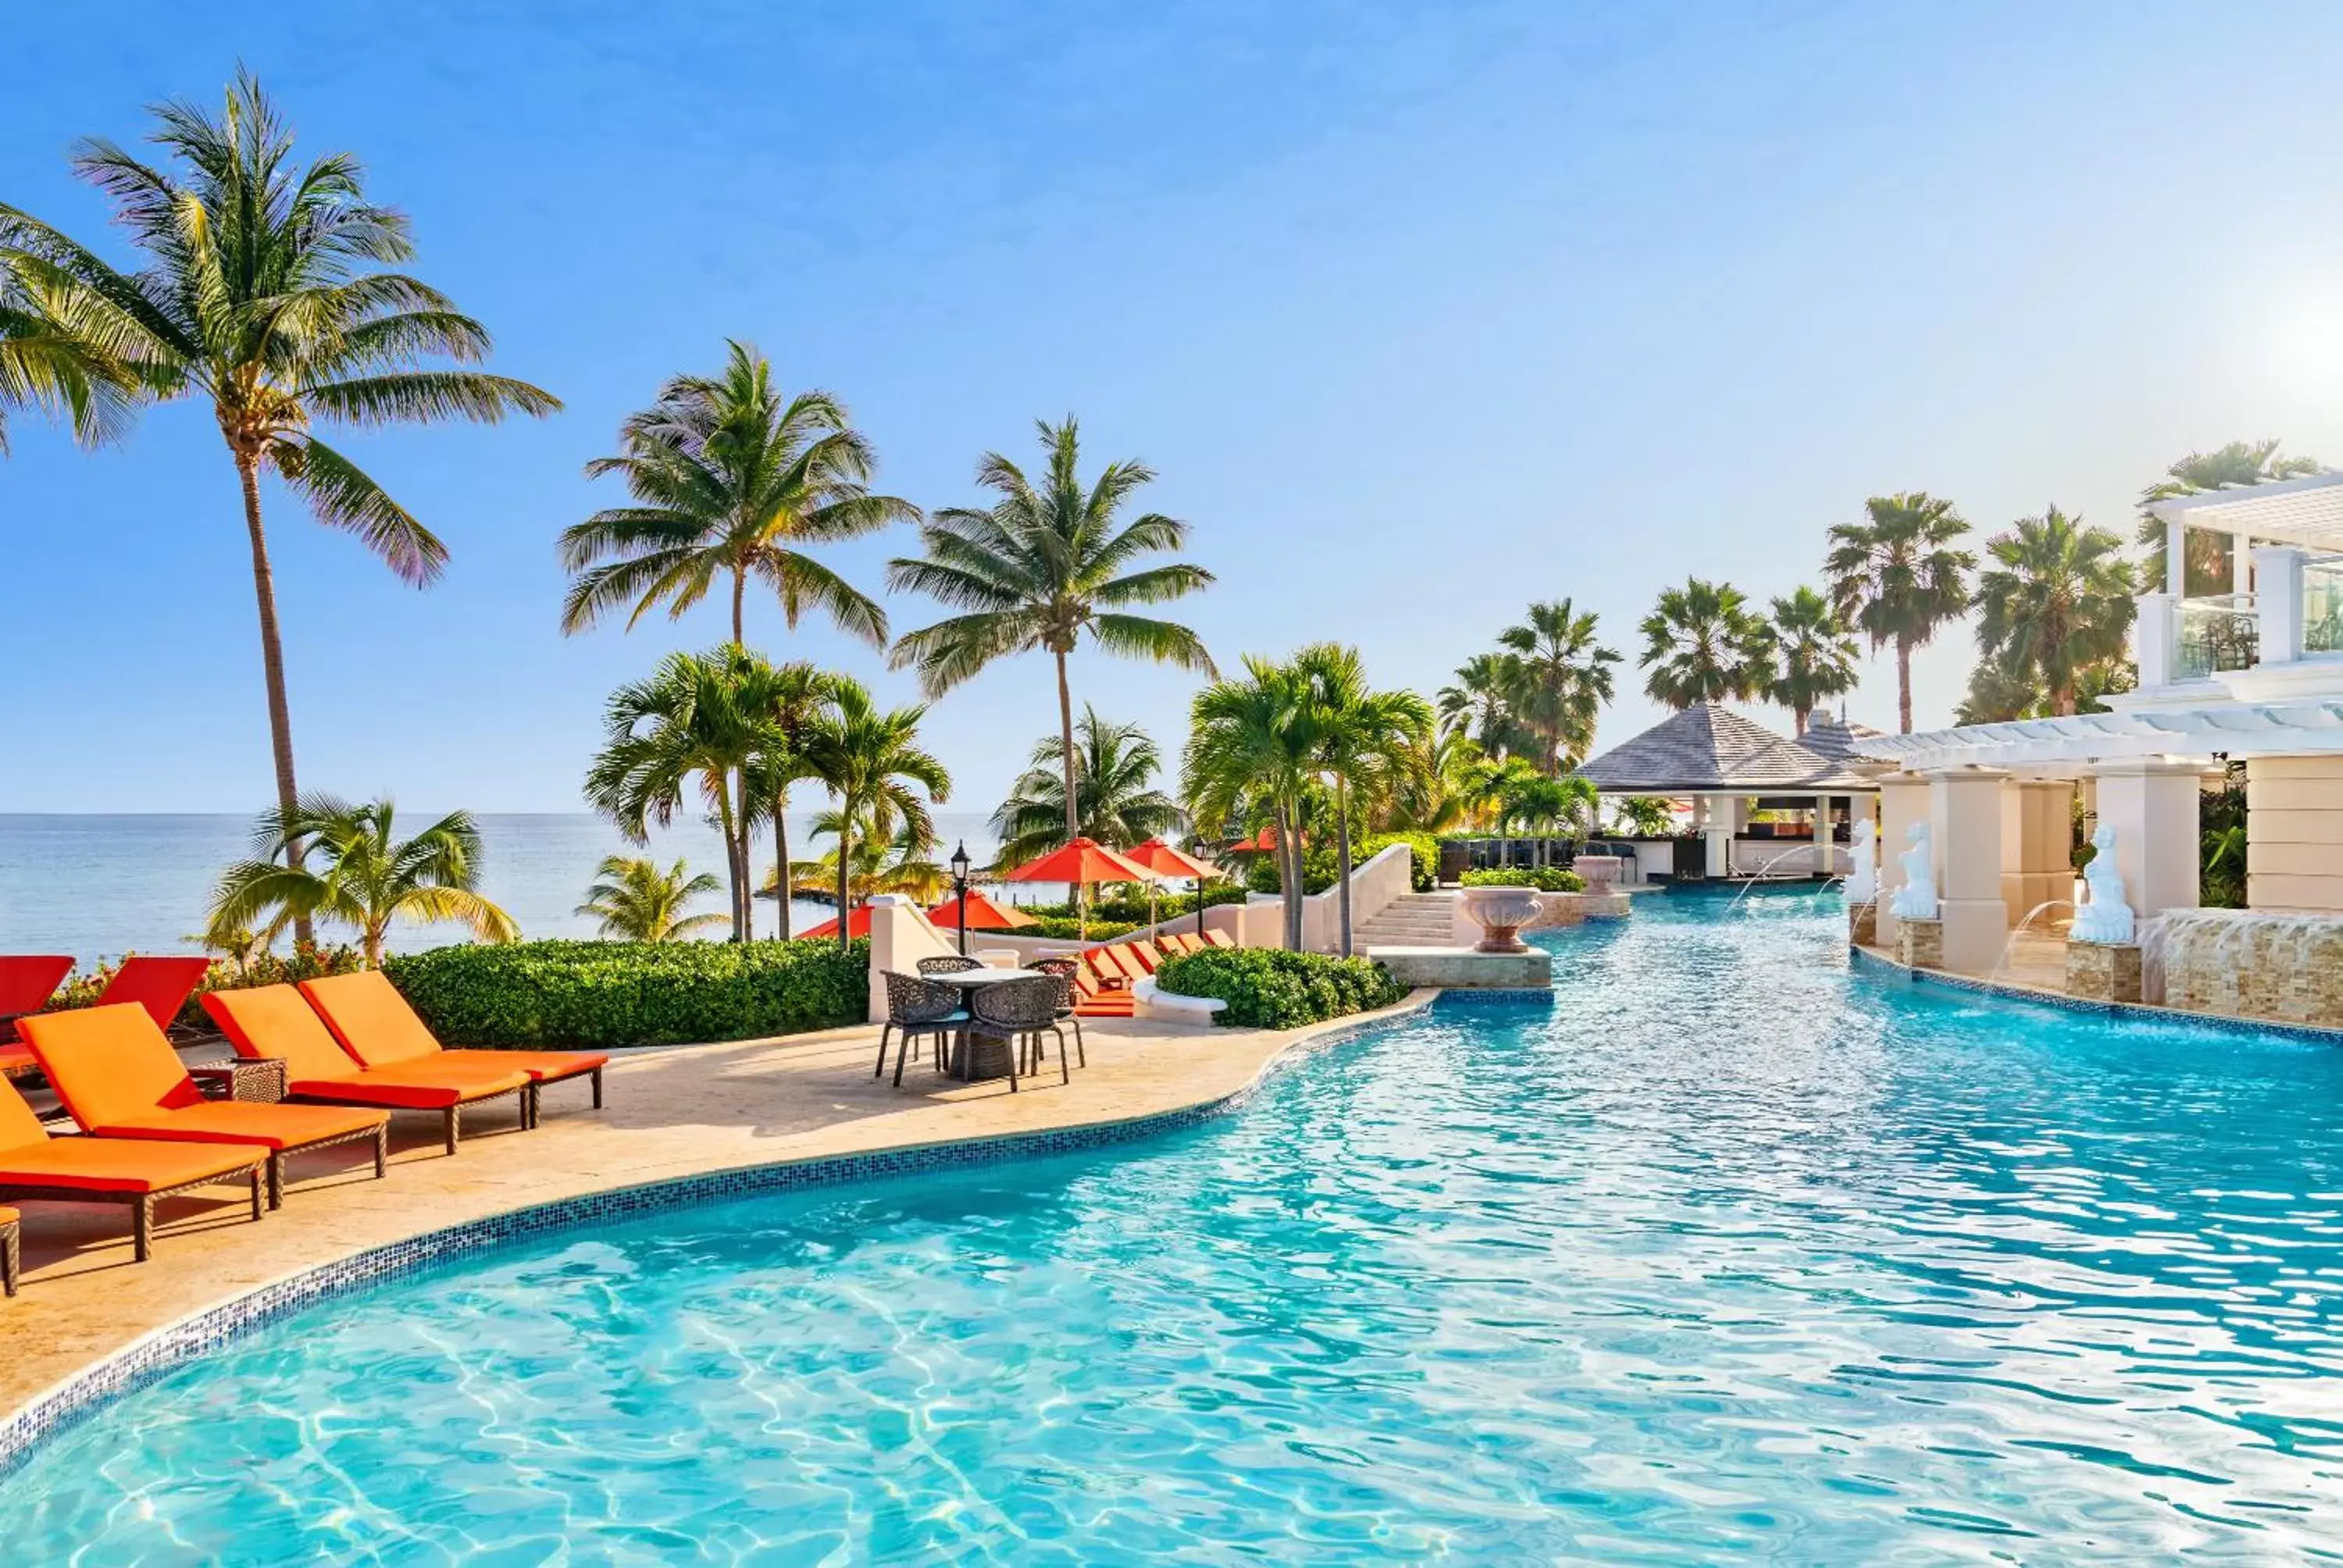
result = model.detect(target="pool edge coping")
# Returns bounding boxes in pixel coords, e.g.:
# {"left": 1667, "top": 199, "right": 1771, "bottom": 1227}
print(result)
{"left": 0, "top": 989, "right": 1445, "bottom": 1475}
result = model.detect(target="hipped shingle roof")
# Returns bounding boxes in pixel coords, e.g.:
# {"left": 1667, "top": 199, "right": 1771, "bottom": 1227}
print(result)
{"left": 1578, "top": 703, "right": 1877, "bottom": 793}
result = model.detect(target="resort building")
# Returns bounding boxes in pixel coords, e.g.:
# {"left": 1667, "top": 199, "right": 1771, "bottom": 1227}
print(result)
{"left": 1576, "top": 701, "right": 1879, "bottom": 880}
{"left": 1853, "top": 472, "right": 2343, "bottom": 1022}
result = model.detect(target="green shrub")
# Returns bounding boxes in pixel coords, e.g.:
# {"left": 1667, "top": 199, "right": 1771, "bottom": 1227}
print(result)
{"left": 45, "top": 942, "right": 369, "bottom": 1031}
{"left": 382, "top": 938, "right": 869, "bottom": 1049}
{"left": 1153, "top": 947, "right": 1407, "bottom": 1029}
{"left": 1018, "top": 915, "right": 1139, "bottom": 941}
{"left": 1461, "top": 866, "right": 1584, "bottom": 892}
{"left": 1244, "top": 832, "right": 1437, "bottom": 896}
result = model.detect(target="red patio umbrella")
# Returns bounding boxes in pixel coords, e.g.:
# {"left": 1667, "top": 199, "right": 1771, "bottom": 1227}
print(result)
{"left": 1124, "top": 838, "right": 1220, "bottom": 939}
{"left": 1004, "top": 837, "right": 1155, "bottom": 940}
{"left": 925, "top": 889, "right": 1036, "bottom": 932}
{"left": 798, "top": 904, "right": 878, "bottom": 942}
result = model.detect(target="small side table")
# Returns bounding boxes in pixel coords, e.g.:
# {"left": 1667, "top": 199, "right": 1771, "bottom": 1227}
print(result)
{"left": 188, "top": 1058, "right": 287, "bottom": 1104}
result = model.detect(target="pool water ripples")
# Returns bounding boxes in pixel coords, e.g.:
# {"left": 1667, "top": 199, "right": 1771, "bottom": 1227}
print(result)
{"left": 9, "top": 886, "right": 2342, "bottom": 1563}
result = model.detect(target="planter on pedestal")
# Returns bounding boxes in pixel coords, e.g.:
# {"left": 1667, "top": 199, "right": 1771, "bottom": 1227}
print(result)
{"left": 1460, "top": 886, "right": 1543, "bottom": 954}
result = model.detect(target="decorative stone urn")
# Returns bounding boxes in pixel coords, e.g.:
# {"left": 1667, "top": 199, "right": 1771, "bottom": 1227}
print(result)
{"left": 1460, "top": 886, "right": 1543, "bottom": 954}
{"left": 1574, "top": 854, "right": 1624, "bottom": 890}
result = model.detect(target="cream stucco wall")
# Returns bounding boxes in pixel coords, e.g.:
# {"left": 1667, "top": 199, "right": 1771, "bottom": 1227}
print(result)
{"left": 2246, "top": 756, "right": 2343, "bottom": 912}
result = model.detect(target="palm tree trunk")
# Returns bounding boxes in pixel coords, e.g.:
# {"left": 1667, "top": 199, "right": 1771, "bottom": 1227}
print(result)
{"left": 1335, "top": 775, "right": 1354, "bottom": 958}
{"left": 1276, "top": 801, "right": 1303, "bottom": 951}
{"left": 730, "top": 567, "right": 747, "bottom": 649}
{"left": 1896, "top": 637, "right": 1915, "bottom": 734}
{"left": 774, "top": 789, "right": 792, "bottom": 940}
{"left": 1054, "top": 647, "right": 1082, "bottom": 928}
{"left": 1794, "top": 705, "right": 1810, "bottom": 736}
{"left": 836, "top": 816, "right": 853, "bottom": 955}
{"left": 235, "top": 450, "right": 313, "bottom": 949}
{"left": 715, "top": 777, "right": 745, "bottom": 943}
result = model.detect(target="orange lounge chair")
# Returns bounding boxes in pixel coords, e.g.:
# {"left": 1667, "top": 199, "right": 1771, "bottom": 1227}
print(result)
{"left": 299, "top": 971, "right": 608, "bottom": 1125}
{"left": 95, "top": 955, "right": 214, "bottom": 1032}
{"left": 0, "top": 1076, "right": 266, "bottom": 1267}
{"left": 1116, "top": 941, "right": 1162, "bottom": 975}
{"left": 203, "top": 985, "right": 532, "bottom": 1154}
{"left": 0, "top": 955, "right": 74, "bottom": 1080}
{"left": 16, "top": 1004, "right": 389, "bottom": 1209}
{"left": 1086, "top": 946, "right": 1136, "bottom": 986}
{"left": 1202, "top": 930, "right": 1236, "bottom": 949}
{"left": 1070, "top": 957, "right": 1135, "bottom": 1017}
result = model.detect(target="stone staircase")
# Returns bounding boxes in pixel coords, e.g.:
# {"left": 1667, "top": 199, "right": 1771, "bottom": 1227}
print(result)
{"left": 1352, "top": 891, "right": 1460, "bottom": 950}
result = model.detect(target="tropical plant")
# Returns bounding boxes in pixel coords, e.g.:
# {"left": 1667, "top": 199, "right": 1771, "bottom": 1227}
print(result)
{"left": 1639, "top": 578, "right": 1775, "bottom": 708}
{"left": 1294, "top": 643, "right": 1434, "bottom": 956}
{"left": 1825, "top": 493, "right": 1975, "bottom": 733}
{"left": 1436, "top": 652, "right": 1528, "bottom": 759}
{"left": 1461, "top": 866, "right": 1584, "bottom": 893}
{"left": 560, "top": 341, "right": 911, "bottom": 647}
{"left": 1609, "top": 796, "right": 1678, "bottom": 837}
{"left": 575, "top": 855, "right": 729, "bottom": 943}
{"left": 991, "top": 707, "right": 1183, "bottom": 870}
{"left": 1974, "top": 504, "right": 2136, "bottom": 717}
{"left": 739, "top": 661, "right": 836, "bottom": 939}
{"left": 1496, "top": 599, "right": 1617, "bottom": 769}
{"left": 889, "top": 416, "right": 1215, "bottom": 852}
{"left": 1, "top": 72, "right": 559, "bottom": 942}
{"left": 584, "top": 646, "right": 776, "bottom": 943}
{"left": 1384, "top": 730, "right": 1485, "bottom": 834}
{"left": 2137, "top": 440, "right": 2321, "bottom": 596}
{"left": 206, "top": 795, "right": 519, "bottom": 967}
{"left": 1151, "top": 946, "right": 1406, "bottom": 1030}
{"left": 800, "top": 679, "right": 950, "bottom": 952}
{"left": 778, "top": 814, "right": 950, "bottom": 907}
{"left": 1767, "top": 586, "right": 1860, "bottom": 735}
{"left": 1185, "top": 657, "right": 1315, "bottom": 949}
{"left": 0, "top": 255, "right": 139, "bottom": 453}
{"left": 1496, "top": 771, "right": 1599, "bottom": 867}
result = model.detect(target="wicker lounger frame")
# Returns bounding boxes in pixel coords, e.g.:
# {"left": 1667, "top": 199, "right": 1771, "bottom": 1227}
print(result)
{"left": 261, "top": 1124, "right": 390, "bottom": 1209}
{"left": 0, "top": 1161, "right": 266, "bottom": 1267}
{"left": 287, "top": 1082, "right": 529, "bottom": 1155}
{"left": 522, "top": 1063, "right": 605, "bottom": 1130}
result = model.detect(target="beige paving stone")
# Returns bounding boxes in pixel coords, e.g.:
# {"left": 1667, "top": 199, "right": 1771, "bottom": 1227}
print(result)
{"left": 2, "top": 996, "right": 1430, "bottom": 1426}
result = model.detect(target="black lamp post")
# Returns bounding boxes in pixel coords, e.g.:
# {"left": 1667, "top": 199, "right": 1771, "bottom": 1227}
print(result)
{"left": 950, "top": 840, "right": 972, "bottom": 955}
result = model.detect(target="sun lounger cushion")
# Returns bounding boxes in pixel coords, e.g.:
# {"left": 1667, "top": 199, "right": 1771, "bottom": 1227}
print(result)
{"left": 300, "top": 971, "right": 608, "bottom": 1084}
{"left": 0, "top": 1078, "right": 266, "bottom": 1194}
{"left": 203, "top": 986, "right": 529, "bottom": 1107}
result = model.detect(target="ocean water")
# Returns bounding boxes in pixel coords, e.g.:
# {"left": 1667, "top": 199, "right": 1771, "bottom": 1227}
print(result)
{"left": 9, "top": 887, "right": 2341, "bottom": 1563}
{"left": 0, "top": 812, "right": 1011, "bottom": 960}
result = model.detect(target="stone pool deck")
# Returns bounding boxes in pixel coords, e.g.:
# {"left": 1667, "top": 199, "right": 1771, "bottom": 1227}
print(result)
{"left": 2, "top": 997, "right": 1430, "bottom": 1431}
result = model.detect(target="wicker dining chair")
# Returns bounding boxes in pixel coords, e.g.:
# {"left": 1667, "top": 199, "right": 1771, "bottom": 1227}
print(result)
{"left": 916, "top": 955, "right": 985, "bottom": 976}
{"left": 877, "top": 971, "right": 968, "bottom": 1088}
{"left": 1031, "top": 957, "right": 1087, "bottom": 1068}
{"left": 970, "top": 976, "right": 1068, "bottom": 1090}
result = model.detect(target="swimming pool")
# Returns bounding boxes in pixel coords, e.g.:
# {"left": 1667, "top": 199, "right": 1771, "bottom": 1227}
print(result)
{"left": 9, "top": 889, "right": 2341, "bottom": 1563}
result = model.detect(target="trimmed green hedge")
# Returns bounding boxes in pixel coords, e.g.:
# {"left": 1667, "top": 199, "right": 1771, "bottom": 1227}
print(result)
{"left": 382, "top": 938, "right": 869, "bottom": 1049}
{"left": 1462, "top": 866, "right": 1584, "bottom": 892}
{"left": 1152, "top": 947, "right": 1407, "bottom": 1030}
{"left": 1244, "top": 831, "right": 1441, "bottom": 896}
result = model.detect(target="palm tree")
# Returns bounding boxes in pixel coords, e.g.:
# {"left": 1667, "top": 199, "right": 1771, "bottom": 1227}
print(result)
{"left": 1498, "top": 772, "right": 1598, "bottom": 868}
{"left": 1295, "top": 644, "right": 1432, "bottom": 956}
{"left": 2137, "top": 439, "right": 2320, "bottom": 596}
{"left": 1466, "top": 755, "right": 1542, "bottom": 857}
{"left": 1436, "top": 653, "right": 1528, "bottom": 758}
{"left": 1, "top": 72, "right": 559, "bottom": 941}
{"left": 801, "top": 679, "right": 950, "bottom": 953}
{"left": 1609, "top": 795, "right": 1677, "bottom": 837}
{"left": 1976, "top": 505, "right": 2135, "bottom": 718}
{"left": 1385, "top": 729, "right": 1485, "bottom": 834}
{"left": 779, "top": 814, "right": 950, "bottom": 908}
{"left": 576, "top": 855, "right": 728, "bottom": 943}
{"left": 560, "top": 341, "right": 912, "bottom": 647}
{"left": 1824, "top": 494, "right": 1975, "bottom": 733}
{"left": 1639, "top": 579, "right": 1775, "bottom": 708}
{"left": 1185, "top": 658, "right": 1314, "bottom": 950}
{"left": 207, "top": 795, "right": 519, "bottom": 967}
{"left": 991, "top": 707, "right": 1184, "bottom": 869}
{"left": 1496, "top": 600, "right": 1617, "bottom": 770}
{"left": 888, "top": 417, "right": 1215, "bottom": 852}
{"left": 1767, "top": 586, "right": 1860, "bottom": 735}
{"left": 584, "top": 647, "right": 775, "bottom": 943}
{"left": 0, "top": 254, "right": 139, "bottom": 453}
{"left": 1953, "top": 660, "right": 2044, "bottom": 725}
{"left": 738, "top": 661, "right": 836, "bottom": 940}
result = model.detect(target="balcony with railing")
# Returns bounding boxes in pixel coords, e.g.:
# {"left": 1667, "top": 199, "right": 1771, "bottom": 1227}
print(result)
{"left": 2137, "top": 548, "right": 2343, "bottom": 696}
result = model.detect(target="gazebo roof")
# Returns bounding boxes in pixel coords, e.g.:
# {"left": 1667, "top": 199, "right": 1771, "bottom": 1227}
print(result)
{"left": 1578, "top": 702, "right": 1877, "bottom": 794}
{"left": 1798, "top": 715, "right": 1887, "bottom": 766}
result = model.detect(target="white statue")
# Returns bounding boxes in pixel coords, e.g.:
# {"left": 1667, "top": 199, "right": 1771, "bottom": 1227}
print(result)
{"left": 2070, "top": 825, "right": 2135, "bottom": 944}
{"left": 1888, "top": 821, "right": 1938, "bottom": 920}
{"left": 1846, "top": 818, "right": 1878, "bottom": 903}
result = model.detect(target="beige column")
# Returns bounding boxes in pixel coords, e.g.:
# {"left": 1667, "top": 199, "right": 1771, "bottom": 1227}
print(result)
{"left": 2088, "top": 759, "right": 2202, "bottom": 918}
{"left": 1999, "top": 779, "right": 2074, "bottom": 925}
{"left": 1928, "top": 767, "right": 2010, "bottom": 972}
{"left": 2244, "top": 757, "right": 2343, "bottom": 911}
{"left": 1699, "top": 794, "right": 1731, "bottom": 878}
{"left": 1874, "top": 772, "right": 1931, "bottom": 948}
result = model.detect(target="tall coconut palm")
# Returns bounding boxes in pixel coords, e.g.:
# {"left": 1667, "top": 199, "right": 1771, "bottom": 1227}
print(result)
{"left": 561, "top": 341, "right": 911, "bottom": 647}
{"left": 584, "top": 647, "right": 776, "bottom": 943}
{"left": 1295, "top": 643, "right": 1433, "bottom": 956}
{"left": 1436, "top": 653, "right": 1528, "bottom": 758}
{"left": 888, "top": 417, "right": 1215, "bottom": 851}
{"left": 1185, "top": 658, "right": 1314, "bottom": 950}
{"left": 991, "top": 707, "right": 1184, "bottom": 869}
{"left": 2136, "top": 439, "right": 2320, "bottom": 596}
{"left": 801, "top": 679, "right": 950, "bottom": 953}
{"left": 0, "top": 72, "right": 559, "bottom": 942}
{"left": 207, "top": 796, "right": 519, "bottom": 967}
{"left": 1496, "top": 600, "right": 1617, "bottom": 770}
{"left": 1824, "top": 494, "right": 1975, "bottom": 733}
{"left": 1639, "top": 578, "right": 1775, "bottom": 708}
{"left": 1975, "top": 505, "right": 2135, "bottom": 718}
{"left": 575, "top": 855, "right": 728, "bottom": 943}
{"left": 1767, "top": 586, "right": 1860, "bottom": 735}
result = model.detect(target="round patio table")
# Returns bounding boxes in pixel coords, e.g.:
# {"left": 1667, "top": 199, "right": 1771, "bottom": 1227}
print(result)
{"left": 940, "top": 968, "right": 1048, "bottom": 1082}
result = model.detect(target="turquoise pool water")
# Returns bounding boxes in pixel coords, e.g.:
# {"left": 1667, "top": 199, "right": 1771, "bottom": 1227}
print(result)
{"left": 9, "top": 889, "right": 2342, "bottom": 1563}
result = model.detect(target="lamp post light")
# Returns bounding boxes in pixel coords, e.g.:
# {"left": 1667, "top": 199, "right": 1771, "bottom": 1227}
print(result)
{"left": 950, "top": 840, "right": 972, "bottom": 956}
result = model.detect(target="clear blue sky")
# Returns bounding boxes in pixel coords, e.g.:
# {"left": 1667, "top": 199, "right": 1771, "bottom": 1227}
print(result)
{"left": 8, "top": 2, "right": 2343, "bottom": 814}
